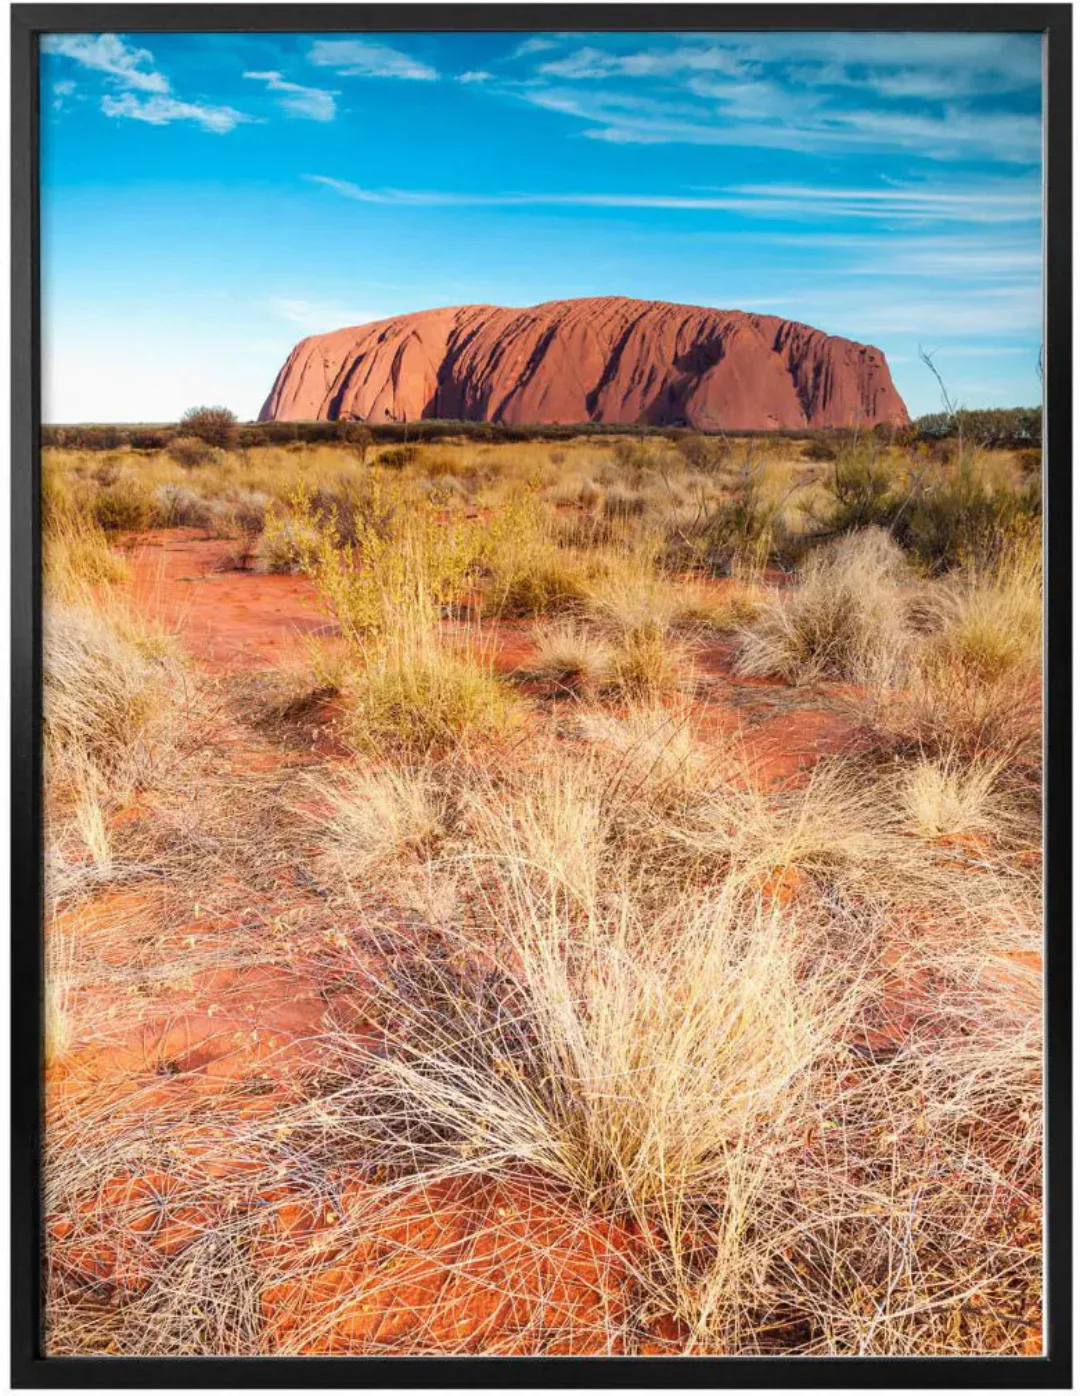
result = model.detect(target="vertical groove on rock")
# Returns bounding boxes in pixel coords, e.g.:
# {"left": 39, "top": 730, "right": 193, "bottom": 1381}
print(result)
{"left": 259, "top": 296, "right": 908, "bottom": 430}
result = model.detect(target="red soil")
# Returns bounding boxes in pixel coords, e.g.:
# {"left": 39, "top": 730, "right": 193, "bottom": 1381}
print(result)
{"left": 48, "top": 524, "right": 1029, "bottom": 1355}
{"left": 124, "top": 529, "right": 337, "bottom": 670}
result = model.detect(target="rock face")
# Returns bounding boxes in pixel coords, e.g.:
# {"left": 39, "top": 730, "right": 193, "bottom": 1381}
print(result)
{"left": 260, "top": 296, "right": 908, "bottom": 430}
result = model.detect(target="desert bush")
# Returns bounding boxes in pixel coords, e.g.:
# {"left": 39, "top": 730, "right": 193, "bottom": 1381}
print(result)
{"left": 167, "top": 436, "right": 217, "bottom": 470}
{"left": 904, "top": 466, "right": 1040, "bottom": 572}
{"left": 153, "top": 484, "right": 214, "bottom": 529}
{"left": 668, "top": 449, "right": 779, "bottom": 575}
{"left": 736, "top": 528, "right": 911, "bottom": 686}
{"left": 822, "top": 437, "right": 897, "bottom": 533}
{"left": 92, "top": 479, "right": 153, "bottom": 533}
{"left": 379, "top": 444, "right": 420, "bottom": 469}
{"left": 180, "top": 405, "right": 238, "bottom": 449}
{"left": 254, "top": 511, "right": 322, "bottom": 574}
{"left": 127, "top": 429, "right": 170, "bottom": 452}
{"left": 612, "top": 439, "right": 653, "bottom": 472}
{"left": 310, "top": 475, "right": 397, "bottom": 550}
{"left": 912, "top": 405, "right": 1041, "bottom": 448}
{"left": 602, "top": 486, "right": 649, "bottom": 520}
{"left": 674, "top": 434, "right": 727, "bottom": 472}
{"left": 801, "top": 437, "right": 838, "bottom": 463}
{"left": 338, "top": 421, "right": 374, "bottom": 463}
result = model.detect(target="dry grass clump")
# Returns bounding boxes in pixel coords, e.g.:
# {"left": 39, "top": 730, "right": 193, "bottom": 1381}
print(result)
{"left": 665, "top": 757, "right": 897, "bottom": 887}
{"left": 465, "top": 748, "right": 614, "bottom": 903}
{"left": 314, "top": 760, "right": 455, "bottom": 881}
{"left": 485, "top": 548, "right": 595, "bottom": 619}
{"left": 44, "top": 603, "right": 173, "bottom": 778}
{"left": 45, "top": 514, "right": 130, "bottom": 599}
{"left": 924, "top": 534, "right": 1041, "bottom": 684}
{"left": 331, "top": 879, "right": 851, "bottom": 1219}
{"left": 736, "top": 528, "right": 912, "bottom": 686}
{"left": 92, "top": 477, "right": 155, "bottom": 533}
{"left": 577, "top": 701, "right": 709, "bottom": 808}
{"left": 606, "top": 621, "right": 687, "bottom": 701}
{"left": 876, "top": 536, "right": 1042, "bottom": 764}
{"left": 349, "top": 631, "right": 523, "bottom": 755}
{"left": 670, "top": 582, "right": 763, "bottom": 634}
{"left": 899, "top": 751, "right": 1010, "bottom": 840}
{"left": 522, "top": 620, "right": 613, "bottom": 694}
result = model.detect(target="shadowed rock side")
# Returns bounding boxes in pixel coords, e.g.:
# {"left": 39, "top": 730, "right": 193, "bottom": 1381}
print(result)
{"left": 260, "top": 296, "right": 909, "bottom": 431}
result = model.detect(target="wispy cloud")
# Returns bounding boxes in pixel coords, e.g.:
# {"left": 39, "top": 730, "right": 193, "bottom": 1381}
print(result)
{"left": 520, "top": 82, "right": 1041, "bottom": 162}
{"left": 305, "top": 174, "right": 1041, "bottom": 225}
{"left": 458, "top": 70, "right": 494, "bottom": 84}
{"left": 101, "top": 92, "right": 253, "bottom": 134}
{"left": 307, "top": 38, "right": 437, "bottom": 80}
{"left": 244, "top": 70, "right": 337, "bottom": 121}
{"left": 509, "top": 36, "right": 564, "bottom": 60}
{"left": 268, "top": 296, "right": 386, "bottom": 331}
{"left": 41, "top": 33, "right": 169, "bottom": 93}
{"left": 540, "top": 43, "right": 754, "bottom": 80}
{"left": 505, "top": 33, "right": 1042, "bottom": 163}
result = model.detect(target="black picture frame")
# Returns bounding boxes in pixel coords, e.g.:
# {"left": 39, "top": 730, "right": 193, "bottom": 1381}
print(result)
{"left": 11, "top": 5, "right": 1072, "bottom": 1387}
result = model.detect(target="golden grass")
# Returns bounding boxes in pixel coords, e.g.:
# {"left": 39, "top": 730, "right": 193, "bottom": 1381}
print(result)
{"left": 522, "top": 620, "right": 614, "bottom": 693}
{"left": 40, "top": 435, "right": 1044, "bottom": 1359}
{"left": 43, "top": 603, "right": 173, "bottom": 778}
{"left": 899, "top": 751, "right": 1010, "bottom": 840}
{"left": 736, "top": 527, "right": 912, "bottom": 687}
{"left": 313, "top": 759, "right": 454, "bottom": 882}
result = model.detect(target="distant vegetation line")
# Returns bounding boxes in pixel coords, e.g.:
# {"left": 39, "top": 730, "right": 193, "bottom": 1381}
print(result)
{"left": 42, "top": 405, "right": 1042, "bottom": 453}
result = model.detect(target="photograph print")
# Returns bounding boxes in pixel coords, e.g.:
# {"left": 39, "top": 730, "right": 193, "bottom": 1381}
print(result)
{"left": 17, "top": 9, "right": 1067, "bottom": 1375}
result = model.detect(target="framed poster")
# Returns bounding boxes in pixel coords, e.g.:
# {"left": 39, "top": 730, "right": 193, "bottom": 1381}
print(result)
{"left": 11, "top": 4, "right": 1072, "bottom": 1386}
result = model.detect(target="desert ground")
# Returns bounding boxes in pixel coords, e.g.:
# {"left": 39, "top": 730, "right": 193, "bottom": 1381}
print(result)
{"left": 42, "top": 423, "right": 1043, "bottom": 1356}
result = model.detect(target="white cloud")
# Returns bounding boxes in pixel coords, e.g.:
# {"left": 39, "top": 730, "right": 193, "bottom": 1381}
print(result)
{"left": 101, "top": 92, "right": 253, "bottom": 134}
{"left": 307, "top": 39, "right": 437, "bottom": 81}
{"left": 244, "top": 70, "right": 337, "bottom": 121}
{"left": 41, "top": 32, "right": 169, "bottom": 93}
{"left": 458, "top": 70, "right": 494, "bottom": 84}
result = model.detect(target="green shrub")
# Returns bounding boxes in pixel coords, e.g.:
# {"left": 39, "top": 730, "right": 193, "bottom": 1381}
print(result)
{"left": 179, "top": 405, "right": 238, "bottom": 449}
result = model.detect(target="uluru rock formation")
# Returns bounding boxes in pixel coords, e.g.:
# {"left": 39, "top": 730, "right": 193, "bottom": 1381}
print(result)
{"left": 260, "top": 296, "right": 908, "bottom": 431}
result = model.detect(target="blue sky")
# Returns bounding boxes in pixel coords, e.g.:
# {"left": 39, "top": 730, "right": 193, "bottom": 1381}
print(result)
{"left": 40, "top": 29, "right": 1043, "bottom": 422}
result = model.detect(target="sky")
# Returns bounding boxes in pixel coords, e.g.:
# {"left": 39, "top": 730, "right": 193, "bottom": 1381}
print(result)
{"left": 40, "top": 29, "right": 1044, "bottom": 422}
